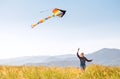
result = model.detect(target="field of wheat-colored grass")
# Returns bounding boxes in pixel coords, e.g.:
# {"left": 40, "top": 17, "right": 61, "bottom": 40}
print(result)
{"left": 0, "top": 65, "right": 119, "bottom": 79}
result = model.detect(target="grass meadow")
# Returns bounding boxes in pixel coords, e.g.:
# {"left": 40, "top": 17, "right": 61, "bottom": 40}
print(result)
{"left": 0, "top": 65, "right": 120, "bottom": 79}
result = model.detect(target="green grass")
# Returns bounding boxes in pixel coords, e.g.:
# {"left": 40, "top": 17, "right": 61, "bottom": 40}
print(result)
{"left": 0, "top": 65, "right": 119, "bottom": 79}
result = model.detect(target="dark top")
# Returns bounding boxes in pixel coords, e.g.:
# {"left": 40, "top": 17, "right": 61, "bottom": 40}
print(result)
{"left": 77, "top": 52, "right": 92, "bottom": 66}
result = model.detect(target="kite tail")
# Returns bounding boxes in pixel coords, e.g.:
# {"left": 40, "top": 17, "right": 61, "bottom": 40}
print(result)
{"left": 32, "top": 15, "right": 55, "bottom": 28}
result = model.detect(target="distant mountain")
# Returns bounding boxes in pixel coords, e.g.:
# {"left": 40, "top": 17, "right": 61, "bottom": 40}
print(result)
{"left": 0, "top": 56, "right": 50, "bottom": 65}
{"left": 0, "top": 48, "right": 120, "bottom": 66}
{"left": 86, "top": 48, "right": 120, "bottom": 66}
{"left": 26, "top": 54, "right": 78, "bottom": 67}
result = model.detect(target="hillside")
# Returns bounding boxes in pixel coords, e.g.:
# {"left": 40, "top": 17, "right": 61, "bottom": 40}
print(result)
{"left": 87, "top": 48, "right": 120, "bottom": 65}
{"left": 0, "top": 48, "right": 120, "bottom": 66}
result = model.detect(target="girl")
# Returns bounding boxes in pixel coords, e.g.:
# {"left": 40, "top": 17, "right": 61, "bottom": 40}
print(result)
{"left": 77, "top": 48, "right": 92, "bottom": 71}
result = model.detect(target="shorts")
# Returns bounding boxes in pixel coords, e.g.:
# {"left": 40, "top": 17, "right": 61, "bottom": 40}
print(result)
{"left": 80, "top": 64, "right": 86, "bottom": 70}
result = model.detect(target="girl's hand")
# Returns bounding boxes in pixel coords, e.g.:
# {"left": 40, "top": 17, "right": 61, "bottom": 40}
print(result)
{"left": 78, "top": 48, "right": 80, "bottom": 51}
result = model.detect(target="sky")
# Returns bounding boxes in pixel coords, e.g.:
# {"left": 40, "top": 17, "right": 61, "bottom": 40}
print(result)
{"left": 0, "top": 0, "right": 120, "bottom": 59}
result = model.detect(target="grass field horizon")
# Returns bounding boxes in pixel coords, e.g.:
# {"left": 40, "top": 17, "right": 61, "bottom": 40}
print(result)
{"left": 0, "top": 64, "right": 120, "bottom": 79}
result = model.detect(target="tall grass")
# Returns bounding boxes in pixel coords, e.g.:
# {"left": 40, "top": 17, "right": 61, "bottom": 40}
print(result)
{"left": 0, "top": 65, "right": 119, "bottom": 79}
{"left": 81, "top": 65, "right": 120, "bottom": 79}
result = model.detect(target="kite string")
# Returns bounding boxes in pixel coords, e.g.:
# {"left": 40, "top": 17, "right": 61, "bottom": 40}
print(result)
{"left": 39, "top": 8, "right": 54, "bottom": 13}
{"left": 40, "top": 9, "right": 49, "bottom": 13}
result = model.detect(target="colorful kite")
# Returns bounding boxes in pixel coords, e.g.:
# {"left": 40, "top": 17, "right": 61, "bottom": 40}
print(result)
{"left": 32, "top": 8, "right": 66, "bottom": 28}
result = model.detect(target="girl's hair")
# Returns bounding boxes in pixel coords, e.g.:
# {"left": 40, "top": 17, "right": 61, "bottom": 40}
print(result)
{"left": 80, "top": 52, "right": 84, "bottom": 57}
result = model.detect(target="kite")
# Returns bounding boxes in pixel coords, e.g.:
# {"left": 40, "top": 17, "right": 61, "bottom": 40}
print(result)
{"left": 32, "top": 8, "right": 66, "bottom": 28}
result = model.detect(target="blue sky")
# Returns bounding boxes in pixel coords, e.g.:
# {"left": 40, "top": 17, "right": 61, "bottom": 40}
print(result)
{"left": 0, "top": 0, "right": 120, "bottom": 59}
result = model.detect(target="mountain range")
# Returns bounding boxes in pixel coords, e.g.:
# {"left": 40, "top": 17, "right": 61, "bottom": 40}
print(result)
{"left": 0, "top": 48, "right": 120, "bottom": 67}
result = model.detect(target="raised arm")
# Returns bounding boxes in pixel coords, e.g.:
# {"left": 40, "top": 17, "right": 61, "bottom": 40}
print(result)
{"left": 77, "top": 48, "right": 80, "bottom": 58}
